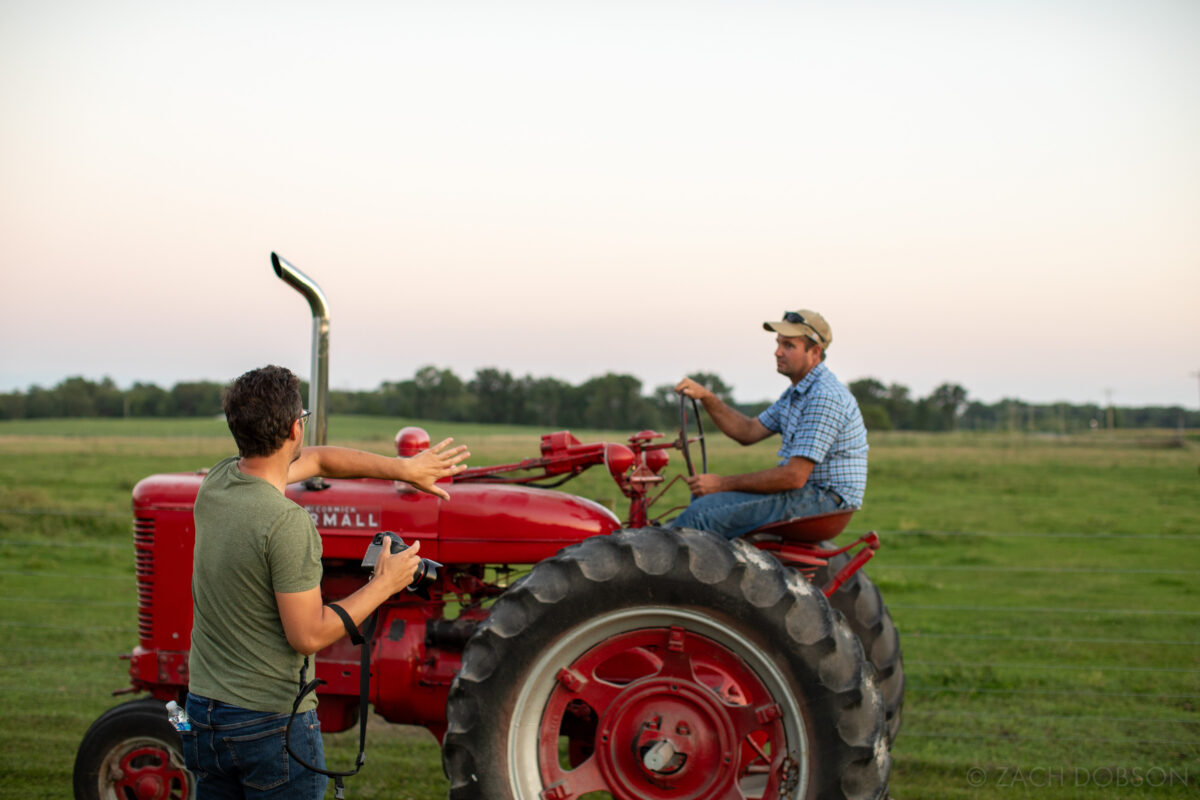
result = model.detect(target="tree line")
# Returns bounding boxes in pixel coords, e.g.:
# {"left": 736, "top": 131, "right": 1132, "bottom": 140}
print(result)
{"left": 1, "top": 370, "right": 1195, "bottom": 432}
{"left": 845, "top": 378, "right": 1197, "bottom": 432}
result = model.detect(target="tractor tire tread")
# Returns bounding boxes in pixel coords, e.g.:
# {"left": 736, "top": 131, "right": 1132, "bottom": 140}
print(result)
{"left": 443, "top": 526, "right": 890, "bottom": 800}
{"left": 815, "top": 546, "right": 905, "bottom": 744}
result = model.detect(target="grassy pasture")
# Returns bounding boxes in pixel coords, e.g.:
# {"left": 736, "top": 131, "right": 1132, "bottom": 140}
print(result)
{"left": 0, "top": 416, "right": 1197, "bottom": 799}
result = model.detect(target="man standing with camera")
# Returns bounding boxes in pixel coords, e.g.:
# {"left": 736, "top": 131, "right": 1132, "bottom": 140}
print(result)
{"left": 671, "top": 309, "right": 867, "bottom": 539}
{"left": 183, "top": 365, "right": 468, "bottom": 798}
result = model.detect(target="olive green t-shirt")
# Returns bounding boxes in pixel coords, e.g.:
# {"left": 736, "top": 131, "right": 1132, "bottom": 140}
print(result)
{"left": 188, "top": 456, "right": 323, "bottom": 712}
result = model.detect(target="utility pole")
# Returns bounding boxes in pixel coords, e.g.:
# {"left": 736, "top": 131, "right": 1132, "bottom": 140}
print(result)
{"left": 1104, "top": 388, "right": 1114, "bottom": 432}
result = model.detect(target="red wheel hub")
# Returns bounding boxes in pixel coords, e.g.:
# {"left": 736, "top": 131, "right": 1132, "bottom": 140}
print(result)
{"left": 536, "top": 626, "right": 789, "bottom": 800}
{"left": 113, "top": 745, "right": 189, "bottom": 799}
{"left": 598, "top": 677, "right": 733, "bottom": 795}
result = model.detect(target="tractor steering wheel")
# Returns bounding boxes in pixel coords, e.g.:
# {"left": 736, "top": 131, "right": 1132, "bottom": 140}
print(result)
{"left": 678, "top": 394, "right": 707, "bottom": 477}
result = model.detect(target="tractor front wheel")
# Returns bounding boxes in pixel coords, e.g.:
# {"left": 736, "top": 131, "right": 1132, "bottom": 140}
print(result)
{"left": 444, "top": 527, "right": 889, "bottom": 800}
{"left": 73, "top": 697, "right": 192, "bottom": 800}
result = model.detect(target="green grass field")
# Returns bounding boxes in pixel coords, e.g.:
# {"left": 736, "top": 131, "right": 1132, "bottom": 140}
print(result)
{"left": 1, "top": 416, "right": 1197, "bottom": 799}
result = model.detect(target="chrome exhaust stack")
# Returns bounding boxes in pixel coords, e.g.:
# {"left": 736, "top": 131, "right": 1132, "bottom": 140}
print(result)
{"left": 271, "top": 253, "right": 329, "bottom": 447}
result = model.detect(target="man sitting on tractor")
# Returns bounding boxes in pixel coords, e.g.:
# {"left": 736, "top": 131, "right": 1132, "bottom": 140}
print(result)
{"left": 671, "top": 309, "right": 867, "bottom": 539}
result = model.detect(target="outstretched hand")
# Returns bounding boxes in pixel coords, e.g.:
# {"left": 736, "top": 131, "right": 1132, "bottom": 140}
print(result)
{"left": 405, "top": 438, "right": 470, "bottom": 500}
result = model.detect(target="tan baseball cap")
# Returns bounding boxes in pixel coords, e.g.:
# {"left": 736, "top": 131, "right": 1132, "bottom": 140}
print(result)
{"left": 763, "top": 309, "right": 832, "bottom": 348}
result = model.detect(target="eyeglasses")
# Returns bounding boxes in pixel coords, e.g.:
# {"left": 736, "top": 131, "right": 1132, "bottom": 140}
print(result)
{"left": 297, "top": 410, "right": 311, "bottom": 426}
{"left": 782, "top": 311, "right": 824, "bottom": 343}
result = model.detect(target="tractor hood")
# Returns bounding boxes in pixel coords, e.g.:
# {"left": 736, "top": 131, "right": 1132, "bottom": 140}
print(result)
{"left": 132, "top": 472, "right": 620, "bottom": 567}
{"left": 434, "top": 482, "right": 621, "bottom": 563}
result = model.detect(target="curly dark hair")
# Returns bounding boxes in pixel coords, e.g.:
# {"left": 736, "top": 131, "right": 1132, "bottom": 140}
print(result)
{"left": 222, "top": 365, "right": 303, "bottom": 458}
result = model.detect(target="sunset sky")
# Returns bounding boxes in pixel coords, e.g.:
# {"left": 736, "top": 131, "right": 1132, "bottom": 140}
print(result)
{"left": 2, "top": 0, "right": 1197, "bottom": 408}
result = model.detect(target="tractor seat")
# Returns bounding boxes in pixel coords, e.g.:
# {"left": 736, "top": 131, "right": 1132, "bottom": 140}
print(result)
{"left": 745, "top": 509, "right": 856, "bottom": 543}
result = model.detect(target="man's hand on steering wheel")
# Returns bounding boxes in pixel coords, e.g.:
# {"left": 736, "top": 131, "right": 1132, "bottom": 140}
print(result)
{"left": 684, "top": 473, "right": 724, "bottom": 497}
{"left": 674, "top": 377, "right": 713, "bottom": 403}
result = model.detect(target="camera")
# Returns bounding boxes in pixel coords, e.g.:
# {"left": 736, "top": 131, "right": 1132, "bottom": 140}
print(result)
{"left": 361, "top": 531, "right": 442, "bottom": 599}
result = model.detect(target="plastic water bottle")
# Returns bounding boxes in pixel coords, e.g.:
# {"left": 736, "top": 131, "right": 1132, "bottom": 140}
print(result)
{"left": 165, "top": 700, "right": 191, "bottom": 732}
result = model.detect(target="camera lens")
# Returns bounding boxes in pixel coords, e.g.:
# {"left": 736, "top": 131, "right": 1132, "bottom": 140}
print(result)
{"left": 405, "top": 556, "right": 441, "bottom": 599}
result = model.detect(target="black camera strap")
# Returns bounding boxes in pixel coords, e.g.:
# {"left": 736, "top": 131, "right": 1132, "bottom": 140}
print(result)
{"left": 285, "top": 602, "right": 376, "bottom": 800}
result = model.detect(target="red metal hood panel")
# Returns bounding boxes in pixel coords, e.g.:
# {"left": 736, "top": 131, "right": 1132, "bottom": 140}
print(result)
{"left": 132, "top": 474, "right": 438, "bottom": 560}
{"left": 131, "top": 474, "right": 619, "bottom": 566}
{"left": 436, "top": 483, "right": 621, "bottom": 564}
{"left": 133, "top": 473, "right": 206, "bottom": 512}
{"left": 288, "top": 479, "right": 439, "bottom": 561}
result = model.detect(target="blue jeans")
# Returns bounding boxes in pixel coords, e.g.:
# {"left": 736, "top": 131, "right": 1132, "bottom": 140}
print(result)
{"left": 669, "top": 483, "right": 848, "bottom": 539}
{"left": 182, "top": 693, "right": 328, "bottom": 799}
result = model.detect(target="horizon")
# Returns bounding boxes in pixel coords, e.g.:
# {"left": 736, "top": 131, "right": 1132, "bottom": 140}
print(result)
{"left": 2, "top": 1, "right": 1197, "bottom": 409}
{"left": 5, "top": 367, "right": 1196, "bottom": 412}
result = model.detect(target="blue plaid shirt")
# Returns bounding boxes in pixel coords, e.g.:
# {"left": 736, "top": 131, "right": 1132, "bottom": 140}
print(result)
{"left": 757, "top": 362, "right": 868, "bottom": 507}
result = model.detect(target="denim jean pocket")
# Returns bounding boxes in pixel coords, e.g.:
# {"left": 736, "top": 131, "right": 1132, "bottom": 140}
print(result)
{"left": 224, "top": 724, "right": 289, "bottom": 791}
{"left": 179, "top": 729, "right": 205, "bottom": 779}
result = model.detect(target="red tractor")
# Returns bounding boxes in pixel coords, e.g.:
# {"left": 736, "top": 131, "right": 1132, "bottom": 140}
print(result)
{"left": 74, "top": 255, "right": 902, "bottom": 800}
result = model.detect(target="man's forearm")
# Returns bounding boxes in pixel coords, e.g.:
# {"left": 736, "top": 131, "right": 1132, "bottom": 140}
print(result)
{"left": 289, "top": 440, "right": 467, "bottom": 500}
{"left": 278, "top": 542, "right": 423, "bottom": 655}
{"left": 312, "top": 579, "right": 393, "bottom": 652}
{"left": 275, "top": 577, "right": 395, "bottom": 655}
{"left": 700, "top": 396, "right": 762, "bottom": 445}
{"left": 688, "top": 456, "right": 814, "bottom": 497}
{"left": 716, "top": 464, "right": 810, "bottom": 494}
{"left": 302, "top": 446, "right": 410, "bottom": 481}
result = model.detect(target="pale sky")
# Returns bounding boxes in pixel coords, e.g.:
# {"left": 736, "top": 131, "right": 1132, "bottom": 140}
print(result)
{"left": 2, "top": 0, "right": 1197, "bottom": 408}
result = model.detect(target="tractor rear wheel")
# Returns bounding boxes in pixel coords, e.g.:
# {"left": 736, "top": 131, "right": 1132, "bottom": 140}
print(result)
{"left": 73, "top": 697, "right": 192, "bottom": 800}
{"left": 443, "top": 527, "right": 890, "bottom": 800}
{"left": 813, "top": 546, "right": 904, "bottom": 745}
